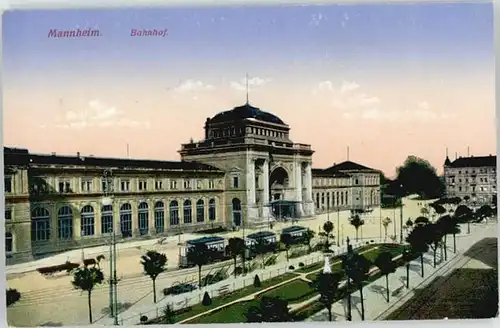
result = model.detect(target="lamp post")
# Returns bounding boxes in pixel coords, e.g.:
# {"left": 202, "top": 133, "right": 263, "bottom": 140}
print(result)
{"left": 337, "top": 208, "right": 340, "bottom": 247}
{"left": 399, "top": 185, "right": 404, "bottom": 244}
{"left": 102, "top": 169, "right": 119, "bottom": 325}
{"left": 346, "top": 236, "right": 352, "bottom": 321}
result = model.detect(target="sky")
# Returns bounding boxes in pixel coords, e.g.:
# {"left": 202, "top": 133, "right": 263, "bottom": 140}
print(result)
{"left": 2, "top": 2, "right": 495, "bottom": 177}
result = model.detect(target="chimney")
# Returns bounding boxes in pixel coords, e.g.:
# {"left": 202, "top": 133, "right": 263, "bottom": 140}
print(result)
{"left": 77, "top": 152, "right": 80, "bottom": 158}
{"left": 51, "top": 152, "right": 56, "bottom": 156}
{"left": 455, "top": 152, "right": 458, "bottom": 160}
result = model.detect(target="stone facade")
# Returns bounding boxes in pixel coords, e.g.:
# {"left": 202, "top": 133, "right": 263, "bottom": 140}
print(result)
{"left": 443, "top": 155, "right": 497, "bottom": 205}
{"left": 4, "top": 103, "right": 382, "bottom": 264}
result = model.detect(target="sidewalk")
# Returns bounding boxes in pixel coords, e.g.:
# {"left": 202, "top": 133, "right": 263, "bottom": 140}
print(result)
{"left": 306, "top": 221, "right": 496, "bottom": 322}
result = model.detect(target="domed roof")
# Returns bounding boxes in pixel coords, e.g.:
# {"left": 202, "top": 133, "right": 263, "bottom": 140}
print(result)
{"left": 208, "top": 103, "right": 286, "bottom": 125}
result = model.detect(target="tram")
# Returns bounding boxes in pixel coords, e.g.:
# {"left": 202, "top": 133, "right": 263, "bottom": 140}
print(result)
{"left": 178, "top": 236, "right": 229, "bottom": 268}
{"left": 280, "top": 225, "right": 308, "bottom": 244}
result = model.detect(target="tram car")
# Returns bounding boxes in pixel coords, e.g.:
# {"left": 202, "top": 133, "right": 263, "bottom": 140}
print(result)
{"left": 178, "top": 236, "right": 229, "bottom": 268}
{"left": 280, "top": 225, "right": 308, "bottom": 245}
{"left": 178, "top": 236, "right": 257, "bottom": 268}
{"left": 246, "top": 231, "right": 279, "bottom": 253}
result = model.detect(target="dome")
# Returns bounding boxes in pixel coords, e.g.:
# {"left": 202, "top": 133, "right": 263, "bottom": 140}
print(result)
{"left": 208, "top": 103, "right": 286, "bottom": 125}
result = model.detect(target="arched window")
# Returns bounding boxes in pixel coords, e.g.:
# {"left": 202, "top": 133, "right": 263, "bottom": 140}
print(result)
{"left": 209, "top": 199, "right": 216, "bottom": 221}
{"left": 336, "top": 192, "right": 340, "bottom": 207}
{"left": 196, "top": 199, "right": 204, "bottom": 222}
{"left": 327, "top": 193, "right": 331, "bottom": 209}
{"left": 120, "top": 203, "right": 132, "bottom": 237}
{"left": 138, "top": 202, "right": 149, "bottom": 235}
{"left": 316, "top": 193, "right": 320, "bottom": 209}
{"left": 6, "top": 232, "right": 13, "bottom": 253}
{"left": 340, "top": 192, "right": 344, "bottom": 205}
{"left": 183, "top": 200, "right": 192, "bottom": 224}
{"left": 321, "top": 193, "right": 325, "bottom": 207}
{"left": 345, "top": 191, "right": 349, "bottom": 205}
{"left": 101, "top": 205, "right": 113, "bottom": 234}
{"left": 57, "top": 206, "right": 73, "bottom": 240}
{"left": 169, "top": 200, "right": 179, "bottom": 226}
{"left": 155, "top": 201, "right": 165, "bottom": 233}
{"left": 81, "top": 205, "right": 95, "bottom": 236}
{"left": 232, "top": 198, "right": 242, "bottom": 226}
{"left": 31, "top": 207, "right": 50, "bottom": 242}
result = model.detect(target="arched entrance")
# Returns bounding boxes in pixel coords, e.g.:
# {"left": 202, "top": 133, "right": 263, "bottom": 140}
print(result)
{"left": 270, "top": 166, "right": 289, "bottom": 201}
{"left": 232, "top": 198, "right": 242, "bottom": 227}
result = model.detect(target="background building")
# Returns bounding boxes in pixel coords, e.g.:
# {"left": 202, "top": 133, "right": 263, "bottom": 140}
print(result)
{"left": 443, "top": 154, "right": 497, "bottom": 205}
{"left": 4, "top": 103, "right": 381, "bottom": 264}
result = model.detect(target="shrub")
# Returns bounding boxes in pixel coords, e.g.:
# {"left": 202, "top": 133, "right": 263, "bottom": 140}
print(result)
{"left": 202, "top": 291, "right": 212, "bottom": 306}
{"left": 37, "top": 262, "right": 79, "bottom": 275}
{"left": 253, "top": 274, "right": 261, "bottom": 287}
{"left": 163, "top": 283, "right": 196, "bottom": 296}
{"left": 264, "top": 256, "right": 277, "bottom": 266}
{"left": 370, "top": 240, "right": 374, "bottom": 243}
{"left": 6, "top": 288, "right": 21, "bottom": 306}
{"left": 234, "top": 266, "right": 244, "bottom": 276}
{"left": 298, "top": 262, "right": 305, "bottom": 267}
{"left": 366, "top": 241, "right": 369, "bottom": 245}
{"left": 140, "top": 315, "right": 148, "bottom": 323}
{"left": 288, "top": 265, "right": 295, "bottom": 270}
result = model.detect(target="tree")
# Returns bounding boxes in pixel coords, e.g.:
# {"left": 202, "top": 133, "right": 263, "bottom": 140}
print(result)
{"left": 396, "top": 156, "right": 445, "bottom": 199}
{"left": 6, "top": 288, "right": 21, "bottom": 307}
{"left": 435, "top": 214, "right": 460, "bottom": 258}
{"left": 162, "top": 304, "right": 175, "bottom": 324}
{"left": 427, "top": 223, "right": 443, "bottom": 267}
{"left": 313, "top": 272, "right": 342, "bottom": 321}
{"left": 349, "top": 215, "right": 365, "bottom": 241}
{"left": 186, "top": 243, "right": 210, "bottom": 289}
{"left": 322, "top": 221, "right": 334, "bottom": 250}
{"left": 382, "top": 217, "right": 391, "bottom": 241}
{"left": 141, "top": 250, "right": 168, "bottom": 303}
{"left": 246, "top": 296, "right": 291, "bottom": 322}
{"left": 414, "top": 216, "right": 430, "bottom": 226}
{"left": 374, "top": 252, "right": 397, "bottom": 302}
{"left": 454, "top": 204, "right": 474, "bottom": 234}
{"left": 280, "top": 234, "right": 292, "bottom": 261}
{"left": 343, "top": 253, "right": 371, "bottom": 320}
{"left": 71, "top": 264, "right": 105, "bottom": 323}
{"left": 402, "top": 248, "right": 414, "bottom": 289}
{"left": 228, "top": 237, "right": 245, "bottom": 277}
{"left": 303, "top": 229, "right": 315, "bottom": 253}
{"left": 202, "top": 291, "right": 212, "bottom": 306}
{"left": 254, "top": 274, "right": 261, "bottom": 287}
{"left": 406, "top": 225, "right": 430, "bottom": 278}
{"left": 475, "top": 205, "right": 493, "bottom": 222}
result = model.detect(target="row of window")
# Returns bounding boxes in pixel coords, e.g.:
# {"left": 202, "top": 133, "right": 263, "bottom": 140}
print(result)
{"left": 27, "top": 176, "right": 219, "bottom": 195}
{"left": 30, "top": 199, "right": 217, "bottom": 242}
{"left": 448, "top": 168, "right": 496, "bottom": 175}
{"left": 209, "top": 126, "right": 288, "bottom": 139}
{"left": 448, "top": 177, "right": 494, "bottom": 184}
{"left": 314, "top": 189, "right": 380, "bottom": 209}
{"left": 449, "top": 185, "right": 496, "bottom": 193}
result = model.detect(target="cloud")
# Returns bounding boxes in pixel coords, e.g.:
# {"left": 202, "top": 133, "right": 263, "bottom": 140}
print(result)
{"left": 315, "top": 82, "right": 454, "bottom": 122}
{"left": 173, "top": 80, "right": 215, "bottom": 93}
{"left": 230, "top": 76, "right": 271, "bottom": 91}
{"left": 55, "top": 99, "right": 150, "bottom": 129}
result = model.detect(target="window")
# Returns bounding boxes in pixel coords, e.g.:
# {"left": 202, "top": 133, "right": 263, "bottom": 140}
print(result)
{"left": 6, "top": 232, "right": 13, "bottom": 253}
{"left": 183, "top": 180, "right": 191, "bottom": 189}
{"left": 170, "top": 179, "right": 178, "bottom": 190}
{"left": 101, "top": 205, "right": 113, "bottom": 234}
{"left": 196, "top": 199, "right": 204, "bottom": 222}
{"left": 31, "top": 208, "right": 51, "bottom": 242}
{"left": 138, "top": 180, "right": 148, "bottom": 191}
{"left": 58, "top": 180, "right": 71, "bottom": 193}
{"left": 155, "top": 201, "right": 165, "bottom": 233}
{"left": 5, "top": 176, "right": 12, "bottom": 193}
{"left": 120, "top": 203, "right": 133, "bottom": 237}
{"left": 197, "top": 180, "right": 203, "bottom": 189}
{"left": 355, "top": 178, "right": 359, "bottom": 185}
{"left": 81, "top": 179, "right": 93, "bottom": 193}
{"left": 101, "top": 178, "right": 113, "bottom": 193}
{"left": 169, "top": 201, "right": 179, "bottom": 225}
{"left": 81, "top": 205, "right": 95, "bottom": 236}
{"left": 155, "top": 180, "right": 163, "bottom": 190}
{"left": 57, "top": 206, "right": 73, "bottom": 240}
{"left": 138, "top": 202, "right": 149, "bottom": 235}
{"left": 5, "top": 208, "right": 12, "bottom": 221}
{"left": 209, "top": 199, "right": 216, "bottom": 221}
{"left": 183, "top": 200, "right": 192, "bottom": 224}
{"left": 120, "top": 179, "right": 130, "bottom": 192}
{"left": 233, "top": 176, "right": 239, "bottom": 188}
{"left": 208, "top": 180, "right": 215, "bottom": 189}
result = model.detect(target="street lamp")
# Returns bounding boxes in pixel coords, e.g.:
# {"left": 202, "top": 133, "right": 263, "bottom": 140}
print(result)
{"left": 102, "top": 169, "right": 119, "bottom": 325}
{"left": 399, "top": 184, "right": 404, "bottom": 244}
{"left": 345, "top": 236, "right": 352, "bottom": 321}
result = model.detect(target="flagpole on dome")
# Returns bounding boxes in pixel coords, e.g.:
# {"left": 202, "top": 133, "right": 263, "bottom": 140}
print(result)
{"left": 245, "top": 73, "right": 249, "bottom": 105}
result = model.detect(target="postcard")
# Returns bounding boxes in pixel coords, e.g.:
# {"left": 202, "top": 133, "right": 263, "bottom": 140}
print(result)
{"left": 3, "top": 1, "right": 497, "bottom": 326}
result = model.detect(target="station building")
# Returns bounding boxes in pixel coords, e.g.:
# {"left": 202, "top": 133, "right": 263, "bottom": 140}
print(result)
{"left": 4, "top": 102, "right": 381, "bottom": 264}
